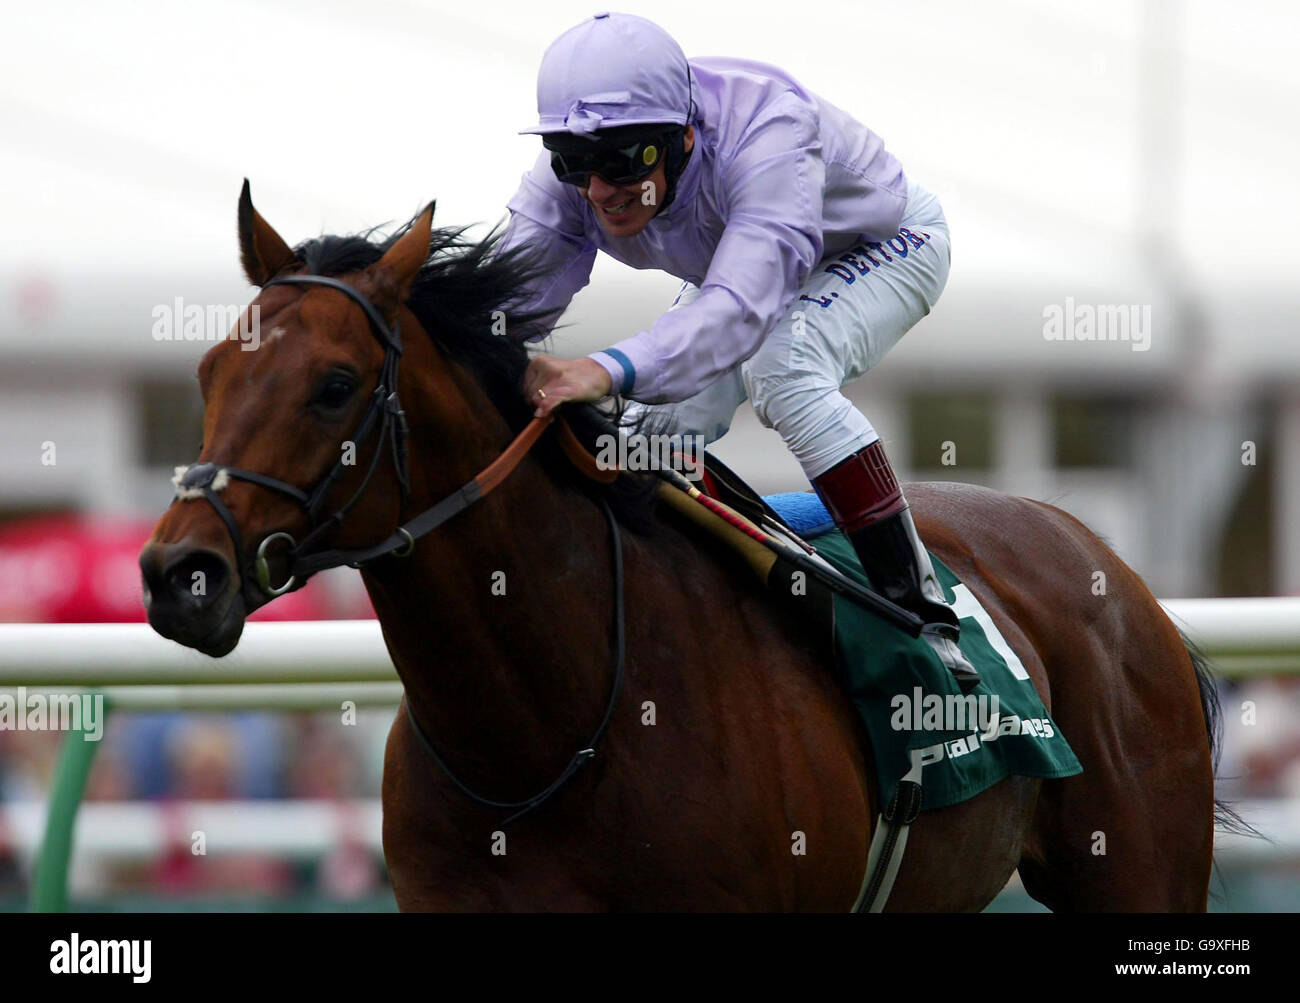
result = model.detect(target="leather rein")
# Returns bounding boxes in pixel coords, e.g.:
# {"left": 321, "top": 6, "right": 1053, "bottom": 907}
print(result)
{"left": 170, "top": 272, "right": 624, "bottom": 824}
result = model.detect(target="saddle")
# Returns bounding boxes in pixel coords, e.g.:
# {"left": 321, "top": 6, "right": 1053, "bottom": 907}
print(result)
{"left": 658, "top": 452, "right": 837, "bottom": 660}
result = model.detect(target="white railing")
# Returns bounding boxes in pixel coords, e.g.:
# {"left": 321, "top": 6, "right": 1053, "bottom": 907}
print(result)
{"left": 0, "top": 621, "right": 397, "bottom": 688}
{"left": 0, "top": 597, "right": 1296, "bottom": 696}
{"left": 1157, "top": 597, "right": 1300, "bottom": 675}
{"left": 2, "top": 799, "right": 385, "bottom": 859}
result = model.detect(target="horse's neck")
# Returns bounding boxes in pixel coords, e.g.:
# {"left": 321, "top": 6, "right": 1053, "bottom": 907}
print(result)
{"left": 362, "top": 359, "right": 621, "bottom": 799}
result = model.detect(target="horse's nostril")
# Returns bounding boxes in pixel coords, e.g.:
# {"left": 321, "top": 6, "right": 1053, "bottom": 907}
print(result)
{"left": 163, "top": 550, "right": 231, "bottom": 607}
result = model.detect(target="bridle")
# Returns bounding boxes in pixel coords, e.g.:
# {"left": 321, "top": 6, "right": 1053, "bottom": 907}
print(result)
{"left": 173, "top": 274, "right": 413, "bottom": 606}
{"left": 170, "top": 271, "right": 626, "bottom": 824}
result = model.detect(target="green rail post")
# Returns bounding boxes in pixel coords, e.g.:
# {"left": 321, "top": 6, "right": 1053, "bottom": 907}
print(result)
{"left": 29, "top": 694, "right": 108, "bottom": 912}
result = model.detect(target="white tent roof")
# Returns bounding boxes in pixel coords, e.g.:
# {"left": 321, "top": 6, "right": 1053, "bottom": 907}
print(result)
{"left": 3, "top": 0, "right": 1297, "bottom": 380}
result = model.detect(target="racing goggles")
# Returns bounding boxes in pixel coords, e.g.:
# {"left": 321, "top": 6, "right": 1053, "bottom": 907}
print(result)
{"left": 545, "top": 126, "right": 677, "bottom": 187}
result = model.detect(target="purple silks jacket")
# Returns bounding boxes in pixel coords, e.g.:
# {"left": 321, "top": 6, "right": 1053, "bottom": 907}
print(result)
{"left": 501, "top": 14, "right": 908, "bottom": 404}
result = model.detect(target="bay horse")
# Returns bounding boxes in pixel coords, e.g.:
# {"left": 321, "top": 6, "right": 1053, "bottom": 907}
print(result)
{"left": 140, "top": 184, "right": 1235, "bottom": 911}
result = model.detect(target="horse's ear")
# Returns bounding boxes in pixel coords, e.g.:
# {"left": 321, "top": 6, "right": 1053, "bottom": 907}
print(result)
{"left": 369, "top": 201, "right": 435, "bottom": 300}
{"left": 238, "top": 179, "right": 296, "bottom": 286}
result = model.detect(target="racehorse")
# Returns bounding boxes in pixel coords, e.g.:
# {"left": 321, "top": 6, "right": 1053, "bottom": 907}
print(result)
{"left": 140, "top": 184, "right": 1237, "bottom": 910}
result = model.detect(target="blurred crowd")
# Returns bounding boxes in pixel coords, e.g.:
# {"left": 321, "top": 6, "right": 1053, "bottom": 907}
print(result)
{"left": 0, "top": 708, "right": 394, "bottom": 906}
{"left": 1218, "top": 677, "right": 1300, "bottom": 801}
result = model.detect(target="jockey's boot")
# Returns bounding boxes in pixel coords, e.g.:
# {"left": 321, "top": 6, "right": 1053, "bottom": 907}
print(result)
{"left": 812, "top": 440, "right": 981, "bottom": 691}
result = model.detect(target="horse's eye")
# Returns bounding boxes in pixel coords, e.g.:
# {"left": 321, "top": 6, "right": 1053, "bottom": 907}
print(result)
{"left": 314, "top": 376, "right": 355, "bottom": 410}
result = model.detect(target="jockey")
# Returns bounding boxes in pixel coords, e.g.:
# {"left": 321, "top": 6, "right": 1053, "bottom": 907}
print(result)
{"left": 503, "top": 12, "right": 977, "bottom": 687}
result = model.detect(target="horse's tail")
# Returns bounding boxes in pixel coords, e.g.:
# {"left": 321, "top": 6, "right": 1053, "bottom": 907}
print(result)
{"left": 1182, "top": 629, "right": 1261, "bottom": 838}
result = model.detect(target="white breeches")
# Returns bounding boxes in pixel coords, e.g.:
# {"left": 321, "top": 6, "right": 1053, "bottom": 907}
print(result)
{"left": 631, "top": 179, "right": 951, "bottom": 479}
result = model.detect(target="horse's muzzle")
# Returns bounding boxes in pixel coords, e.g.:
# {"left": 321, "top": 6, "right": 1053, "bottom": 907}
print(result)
{"left": 139, "top": 539, "right": 246, "bottom": 657}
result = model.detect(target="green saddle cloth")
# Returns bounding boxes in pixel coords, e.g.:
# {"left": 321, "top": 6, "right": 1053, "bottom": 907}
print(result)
{"left": 813, "top": 530, "right": 1083, "bottom": 812}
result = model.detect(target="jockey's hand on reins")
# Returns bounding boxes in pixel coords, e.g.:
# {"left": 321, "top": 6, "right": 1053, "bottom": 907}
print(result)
{"left": 523, "top": 355, "right": 613, "bottom": 416}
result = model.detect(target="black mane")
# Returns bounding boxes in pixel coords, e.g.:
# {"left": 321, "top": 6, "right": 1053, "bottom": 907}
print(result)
{"left": 289, "top": 213, "right": 659, "bottom": 530}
